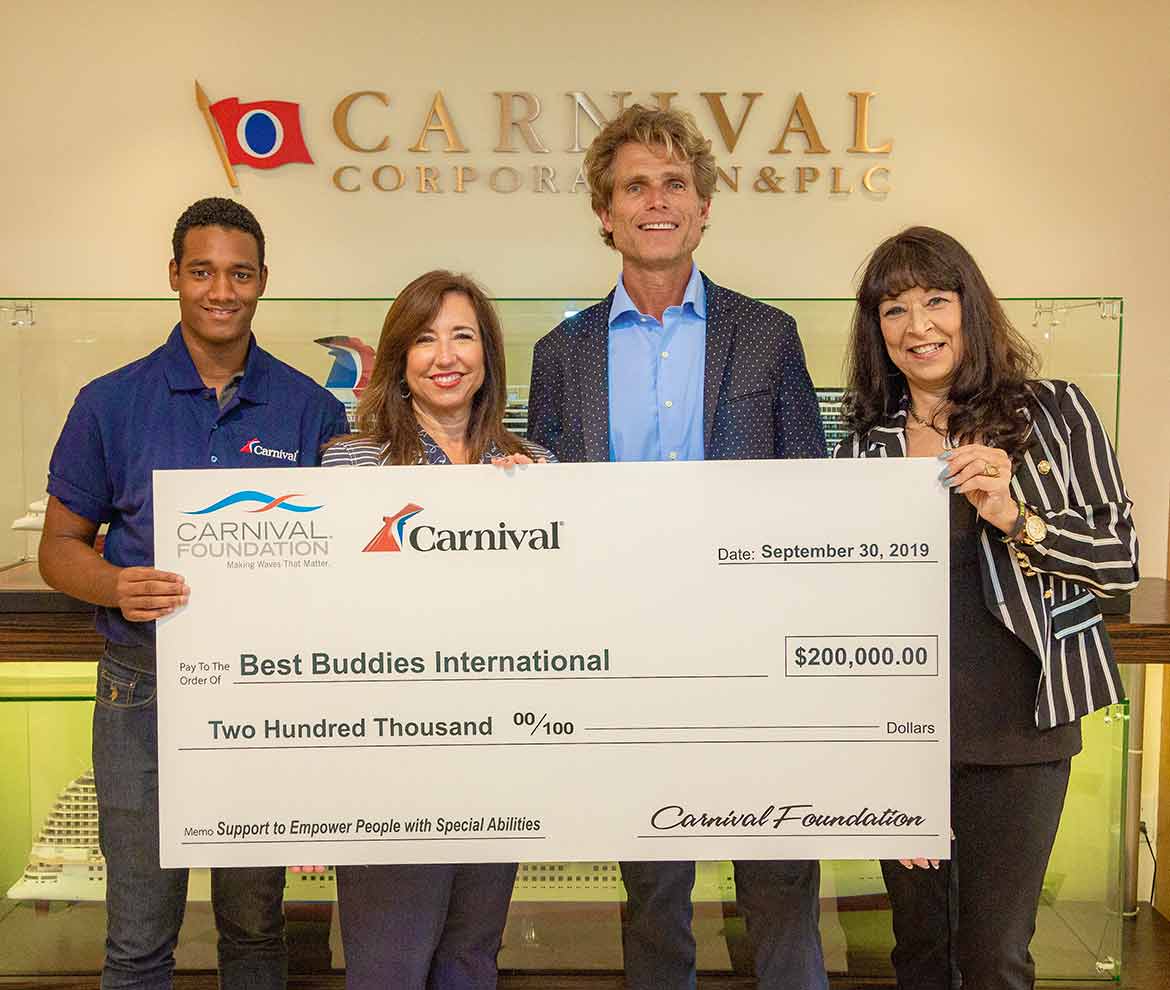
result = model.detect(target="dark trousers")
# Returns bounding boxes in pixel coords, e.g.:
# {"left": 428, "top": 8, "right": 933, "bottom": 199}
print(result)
{"left": 880, "top": 760, "right": 1071, "bottom": 990}
{"left": 619, "top": 860, "right": 827, "bottom": 990}
{"left": 93, "top": 654, "right": 287, "bottom": 990}
{"left": 336, "top": 862, "right": 517, "bottom": 990}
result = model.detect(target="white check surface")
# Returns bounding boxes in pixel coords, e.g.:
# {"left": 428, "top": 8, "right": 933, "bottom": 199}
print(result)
{"left": 155, "top": 458, "right": 949, "bottom": 867}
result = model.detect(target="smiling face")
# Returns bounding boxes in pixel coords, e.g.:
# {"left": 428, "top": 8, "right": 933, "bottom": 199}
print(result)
{"left": 878, "top": 286, "right": 964, "bottom": 400}
{"left": 169, "top": 225, "right": 267, "bottom": 351}
{"left": 598, "top": 141, "right": 710, "bottom": 277}
{"left": 404, "top": 290, "right": 486, "bottom": 422}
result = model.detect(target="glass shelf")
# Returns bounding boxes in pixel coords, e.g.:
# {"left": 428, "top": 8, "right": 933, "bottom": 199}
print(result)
{"left": 0, "top": 294, "right": 1122, "bottom": 566}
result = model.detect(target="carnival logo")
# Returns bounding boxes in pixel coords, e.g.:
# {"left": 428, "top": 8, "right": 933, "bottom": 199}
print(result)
{"left": 185, "top": 491, "right": 324, "bottom": 515}
{"left": 363, "top": 503, "right": 563, "bottom": 554}
{"left": 315, "top": 335, "right": 377, "bottom": 429}
{"left": 195, "top": 80, "right": 314, "bottom": 192}
{"left": 191, "top": 79, "right": 894, "bottom": 197}
{"left": 363, "top": 504, "right": 425, "bottom": 552}
{"left": 239, "top": 438, "right": 300, "bottom": 462}
{"left": 316, "top": 336, "right": 376, "bottom": 394}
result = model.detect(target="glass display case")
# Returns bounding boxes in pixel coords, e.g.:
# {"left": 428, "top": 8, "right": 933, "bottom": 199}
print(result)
{"left": 0, "top": 295, "right": 1127, "bottom": 980}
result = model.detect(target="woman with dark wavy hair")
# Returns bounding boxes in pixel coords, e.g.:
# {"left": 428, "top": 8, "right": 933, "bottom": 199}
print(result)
{"left": 323, "top": 270, "right": 551, "bottom": 989}
{"left": 836, "top": 227, "right": 1138, "bottom": 989}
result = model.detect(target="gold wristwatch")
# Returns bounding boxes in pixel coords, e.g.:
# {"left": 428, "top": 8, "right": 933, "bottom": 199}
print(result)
{"left": 1008, "top": 500, "right": 1048, "bottom": 546}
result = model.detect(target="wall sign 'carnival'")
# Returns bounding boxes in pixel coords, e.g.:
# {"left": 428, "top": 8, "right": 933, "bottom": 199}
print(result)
{"left": 196, "top": 82, "right": 893, "bottom": 198}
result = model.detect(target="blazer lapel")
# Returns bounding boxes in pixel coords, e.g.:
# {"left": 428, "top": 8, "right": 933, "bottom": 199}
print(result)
{"left": 577, "top": 292, "right": 614, "bottom": 463}
{"left": 701, "top": 275, "right": 736, "bottom": 452}
{"left": 863, "top": 408, "right": 909, "bottom": 457}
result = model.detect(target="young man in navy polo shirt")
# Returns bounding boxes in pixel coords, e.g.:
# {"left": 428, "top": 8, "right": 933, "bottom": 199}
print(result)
{"left": 39, "top": 198, "right": 349, "bottom": 990}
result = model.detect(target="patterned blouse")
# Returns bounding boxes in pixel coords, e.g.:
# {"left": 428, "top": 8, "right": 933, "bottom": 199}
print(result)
{"left": 321, "top": 429, "right": 556, "bottom": 467}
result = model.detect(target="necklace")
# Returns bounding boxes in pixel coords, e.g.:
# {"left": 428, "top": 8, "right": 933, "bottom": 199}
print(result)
{"left": 908, "top": 404, "right": 954, "bottom": 448}
{"left": 908, "top": 405, "right": 938, "bottom": 429}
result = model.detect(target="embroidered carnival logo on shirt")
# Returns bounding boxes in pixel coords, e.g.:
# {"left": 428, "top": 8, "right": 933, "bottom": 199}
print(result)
{"left": 240, "top": 438, "right": 300, "bottom": 463}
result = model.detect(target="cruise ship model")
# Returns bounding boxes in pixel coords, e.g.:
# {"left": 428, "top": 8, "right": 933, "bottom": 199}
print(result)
{"left": 6, "top": 770, "right": 337, "bottom": 903}
{"left": 10, "top": 498, "right": 46, "bottom": 533}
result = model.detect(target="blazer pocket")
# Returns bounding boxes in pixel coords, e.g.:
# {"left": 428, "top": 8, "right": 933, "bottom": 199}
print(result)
{"left": 1050, "top": 590, "right": 1104, "bottom": 641}
{"left": 728, "top": 385, "right": 771, "bottom": 403}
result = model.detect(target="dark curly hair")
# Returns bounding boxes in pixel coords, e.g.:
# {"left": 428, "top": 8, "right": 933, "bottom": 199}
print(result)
{"left": 842, "top": 226, "right": 1038, "bottom": 460}
{"left": 172, "top": 197, "right": 265, "bottom": 269}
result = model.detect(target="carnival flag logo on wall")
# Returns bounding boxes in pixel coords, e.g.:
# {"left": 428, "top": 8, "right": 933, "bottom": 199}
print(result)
{"left": 195, "top": 80, "right": 313, "bottom": 191}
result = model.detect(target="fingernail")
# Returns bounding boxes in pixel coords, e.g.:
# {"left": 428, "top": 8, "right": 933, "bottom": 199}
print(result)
{"left": 937, "top": 468, "right": 952, "bottom": 482}
{"left": 937, "top": 450, "right": 953, "bottom": 460}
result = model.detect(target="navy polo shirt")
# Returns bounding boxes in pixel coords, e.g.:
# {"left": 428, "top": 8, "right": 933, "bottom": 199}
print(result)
{"left": 47, "top": 324, "right": 350, "bottom": 648}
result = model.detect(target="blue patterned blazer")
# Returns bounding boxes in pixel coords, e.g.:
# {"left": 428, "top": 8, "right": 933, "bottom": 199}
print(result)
{"left": 527, "top": 273, "right": 826, "bottom": 463}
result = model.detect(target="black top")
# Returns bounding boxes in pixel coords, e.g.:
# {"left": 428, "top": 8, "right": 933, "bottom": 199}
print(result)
{"left": 950, "top": 497, "right": 1082, "bottom": 765}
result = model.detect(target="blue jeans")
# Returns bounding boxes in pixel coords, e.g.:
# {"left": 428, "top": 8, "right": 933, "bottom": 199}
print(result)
{"left": 93, "top": 653, "right": 288, "bottom": 990}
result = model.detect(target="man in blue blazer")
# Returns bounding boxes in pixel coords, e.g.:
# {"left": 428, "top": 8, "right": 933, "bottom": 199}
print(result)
{"left": 528, "top": 106, "right": 828, "bottom": 990}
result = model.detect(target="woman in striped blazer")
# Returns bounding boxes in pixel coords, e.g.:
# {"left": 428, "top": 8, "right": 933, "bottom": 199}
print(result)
{"left": 834, "top": 227, "right": 1138, "bottom": 989}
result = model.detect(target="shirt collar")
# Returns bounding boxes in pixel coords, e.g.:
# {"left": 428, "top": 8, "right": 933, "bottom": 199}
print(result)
{"left": 161, "top": 323, "right": 269, "bottom": 404}
{"left": 608, "top": 264, "right": 706, "bottom": 327}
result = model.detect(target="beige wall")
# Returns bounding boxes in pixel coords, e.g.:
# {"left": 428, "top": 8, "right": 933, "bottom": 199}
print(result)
{"left": 4, "top": 0, "right": 1169, "bottom": 880}
{"left": 5, "top": 1, "right": 1166, "bottom": 568}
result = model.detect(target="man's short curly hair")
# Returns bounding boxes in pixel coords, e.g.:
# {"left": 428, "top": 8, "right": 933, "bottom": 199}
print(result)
{"left": 172, "top": 197, "right": 266, "bottom": 268}
{"left": 583, "top": 105, "right": 716, "bottom": 249}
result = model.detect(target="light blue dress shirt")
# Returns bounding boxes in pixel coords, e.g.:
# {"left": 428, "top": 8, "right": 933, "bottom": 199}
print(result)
{"left": 607, "top": 265, "right": 707, "bottom": 462}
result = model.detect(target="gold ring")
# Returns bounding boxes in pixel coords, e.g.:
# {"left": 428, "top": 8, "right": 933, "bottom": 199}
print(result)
{"left": 983, "top": 462, "right": 1000, "bottom": 478}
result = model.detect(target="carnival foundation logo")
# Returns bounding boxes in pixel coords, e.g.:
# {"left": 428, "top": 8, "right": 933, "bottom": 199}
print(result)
{"left": 177, "top": 491, "right": 330, "bottom": 564}
{"left": 185, "top": 491, "right": 322, "bottom": 515}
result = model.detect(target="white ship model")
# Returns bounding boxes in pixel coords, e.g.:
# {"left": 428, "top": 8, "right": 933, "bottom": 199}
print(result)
{"left": 10, "top": 497, "right": 46, "bottom": 533}
{"left": 6, "top": 770, "right": 337, "bottom": 903}
{"left": 7, "top": 770, "right": 104, "bottom": 900}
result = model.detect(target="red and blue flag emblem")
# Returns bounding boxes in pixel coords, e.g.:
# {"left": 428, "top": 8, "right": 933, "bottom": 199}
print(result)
{"left": 195, "top": 81, "right": 312, "bottom": 189}
{"left": 208, "top": 97, "right": 313, "bottom": 169}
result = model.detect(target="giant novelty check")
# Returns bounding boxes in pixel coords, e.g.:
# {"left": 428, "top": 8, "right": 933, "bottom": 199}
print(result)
{"left": 155, "top": 458, "right": 950, "bottom": 868}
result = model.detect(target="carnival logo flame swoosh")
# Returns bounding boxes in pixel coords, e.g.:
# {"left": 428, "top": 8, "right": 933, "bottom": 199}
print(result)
{"left": 363, "top": 503, "right": 425, "bottom": 552}
{"left": 184, "top": 491, "right": 323, "bottom": 515}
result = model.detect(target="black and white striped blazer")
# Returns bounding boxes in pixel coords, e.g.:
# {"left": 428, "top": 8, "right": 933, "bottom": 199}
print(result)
{"left": 833, "top": 379, "right": 1139, "bottom": 729}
